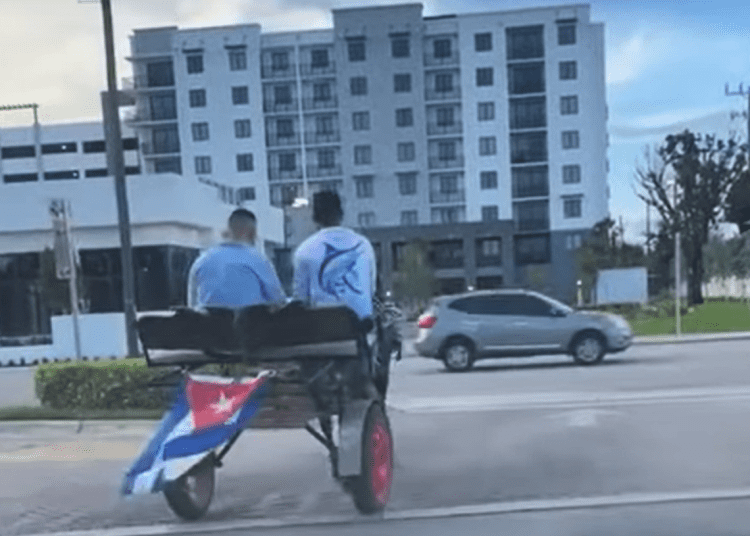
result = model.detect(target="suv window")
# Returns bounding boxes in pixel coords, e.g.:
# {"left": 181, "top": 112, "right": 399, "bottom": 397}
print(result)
{"left": 449, "top": 295, "right": 512, "bottom": 315}
{"left": 506, "top": 294, "right": 552, "bottom": 316}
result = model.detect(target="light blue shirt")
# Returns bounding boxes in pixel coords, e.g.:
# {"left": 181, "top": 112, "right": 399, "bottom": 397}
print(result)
{"left": 187, "top": 242, "right": 287, "bottom": 310}
{"left": 293, "top": 227, "right": 377, "bottom": 320}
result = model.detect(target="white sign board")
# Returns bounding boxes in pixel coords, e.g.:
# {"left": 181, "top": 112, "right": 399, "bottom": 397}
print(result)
{"left": 595, "top": 267, "right": 648, "bottom": 305}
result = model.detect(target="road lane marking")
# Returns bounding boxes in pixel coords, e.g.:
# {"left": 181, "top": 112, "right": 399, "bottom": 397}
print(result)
{"left": 388, "top": 385, "right": 750, "bottom": 413}
{"left": 20, "top": 487, "right": 750, "bottom": 536}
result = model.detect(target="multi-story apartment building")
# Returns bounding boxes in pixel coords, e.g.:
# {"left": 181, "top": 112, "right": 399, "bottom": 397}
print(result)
{"left": 126, "top": 2, "right": 608, "bottom": 302}
{"left": 0, "top": 120, "right": 282, "bottom": 347}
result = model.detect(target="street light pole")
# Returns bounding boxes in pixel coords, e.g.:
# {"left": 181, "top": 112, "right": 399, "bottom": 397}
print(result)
{"left": 91, "top": 0, "right": 139, "bottom": 356}
{"left": 673, "top": 180, "right": 682, "bottom": 337}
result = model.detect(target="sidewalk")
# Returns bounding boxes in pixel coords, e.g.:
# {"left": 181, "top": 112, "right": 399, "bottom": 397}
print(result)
{"left": 633, "top": 331, "right": 750, "bottom": 345}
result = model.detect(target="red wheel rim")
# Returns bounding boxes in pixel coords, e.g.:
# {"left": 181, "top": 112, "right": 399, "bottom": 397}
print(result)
{"left": 369, "top": 419, "right": 393, "bottom": 505}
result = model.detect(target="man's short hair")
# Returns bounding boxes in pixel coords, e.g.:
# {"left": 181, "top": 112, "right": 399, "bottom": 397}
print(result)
{"left": 313, "top": 191, "right": 343, "bottom": 226}
{"left": 228, "top": 208, "right": 256, "bottom": 235}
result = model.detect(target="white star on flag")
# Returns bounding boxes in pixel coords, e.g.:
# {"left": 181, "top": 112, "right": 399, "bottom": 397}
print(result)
{"left": 209, "top": 391, "right": 237, "bottom": 413}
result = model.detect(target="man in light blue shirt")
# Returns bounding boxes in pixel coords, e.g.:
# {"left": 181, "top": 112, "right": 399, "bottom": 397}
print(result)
{"left": 187, "top": 209, "right": 287, "bottom": 310}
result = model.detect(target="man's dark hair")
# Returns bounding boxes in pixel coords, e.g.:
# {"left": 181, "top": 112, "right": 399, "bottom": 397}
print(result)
{"left": 228, "top": 208, "right": 256, "bottom": 236}
{"left": 313, "top": 191, "right": 343, "bottom": 227}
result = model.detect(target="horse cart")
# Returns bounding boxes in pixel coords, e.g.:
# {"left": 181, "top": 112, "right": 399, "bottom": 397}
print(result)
{"left": 121, "top": 302, "right": 400, "bottom": 520}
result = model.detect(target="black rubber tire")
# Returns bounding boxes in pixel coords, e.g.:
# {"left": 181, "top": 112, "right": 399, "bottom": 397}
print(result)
{"left": 571, "top": 331, "right": 606, "bottom": 366}
{"left": 350, "top": 403, "right": 394, "bottom": 514}
{"left": 163, "top": 454, "right": 216, "bottom": 521}
{"left": 441, "top": 338, "right": 475, "bottom": 372}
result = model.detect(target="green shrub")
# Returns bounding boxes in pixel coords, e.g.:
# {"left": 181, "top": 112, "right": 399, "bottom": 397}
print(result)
{"left": 35, "top": 359, "right": 176, "bottom": 411}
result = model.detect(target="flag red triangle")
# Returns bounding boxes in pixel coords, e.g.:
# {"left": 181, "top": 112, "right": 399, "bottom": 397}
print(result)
{"left": 186, "top": 377, "right": 261, "bottom": 431}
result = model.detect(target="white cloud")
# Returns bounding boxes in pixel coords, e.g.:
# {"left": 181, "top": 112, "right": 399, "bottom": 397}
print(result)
{"left": 606, "top": 31, "right": 671, "bottom": 86}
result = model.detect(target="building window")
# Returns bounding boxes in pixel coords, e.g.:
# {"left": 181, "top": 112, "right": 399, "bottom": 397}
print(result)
{"left": 508, "top": 62, "right": 545, "bottom": 94}
{"left": 559, "top": 60, "right": 577, "bottom": 80}
{"left": 274, "top": 85, "right": 292, "bottom": 105}
{"left": 149, "top": 92, "right": 177, "bottom": 120}
{"left": 234, "top": 119, "right": 252, "bottom": 138}
{"left": 85, "top": 168, "right": 108, "bottom": 178}
{"left": 277, "top": 118, "right": 295, "bottom": 138}
{"left": 397, "top": 142, "right": 416, "bottom": 162}
{"left": 313, "top": 82, "right": 332, "bottom": 102}
{"left": 125, "top": 166, "right": 141, "bottom": 175}
{"left": 394, "top": 73, "right": 412, "bottom": 93}
{"left": 476, "top": 67, "right": 494, "bottom": 87}
{"left": 191, "top": 122, "right": 209, "bottom": 142}
{"left": 186, "top": 54, "right": 203, "bottom": 74}
{"left": 506, "top": 25, "right": 544, "bottom": 60}
{"left": 562, "top": 130, "right": 580, "bottom": 149}
{"left": 558, "top": 23, "right": 576, "bottom": 45}
{"left": 82, "top": 140, "right": 106, "bottom": 154}
{"left": 41, "top": 142, "right": 77, "bottom": 155}
{"left": 439, "top": 174, "right": 458, "bottom": 194}
{"left": 352, "top": 111, "right": 370, "bottom": 131}
{"left": 152, "top": 125, "right": 180, "bottom": 153}
{"left": 476, "top": 237, "right": 502, "bottom": 267}
{"left": 228, "top": 48, "right": 247, "bottom": 71}
{"left": 311, "top": 48, "right": 329, "bottom": 68}
{"left": 279, "top": 152, "right": 296, "bottom": 171}
{"left": 391, "top": 35, "right": 410, "bottom": 58}
{"left": 347, "top": 38, "right": 366, "bottom": 62}
{"left": 3, "top": 172, "right": 37, "bottom": 183}
{"left": 189, "top": 89, "right": 206, "bottom": 107}
{"left": 563, "top": 164, "right": 581, "bottom": 184}
{"left": 480, "top": 171, "right": 498, "bottom": 189}
{"left": 237, "top": 153, "right": 254, "bottom": 172}
{"left": 194, "top": 156, "right": 212, "bottom": 174}
{"left": 350, "top": 76, "right": 368, "bottom": 96}
{"left": 433, "top": 38, "right": 452, "bottom": 59}
{"left": 563, "top": 195, "right": 583, "bottom": 218}
{"left": 437, "top": 140, "right": 457, "bottom": 161}
{"left": 316, "top": 115, "right": 334, "bottom": 135}
{"left": 513, "top": 200, "right": 549, "bottom": 232}
{"left": 396, "top": 108, "right": 414, "bottom": 127}
{"left": 430, "top": 240, "right": 464, "bottom": 269}
{"left": 232, "top": 86, "right": 249, "bottom": 105}
{"left": 482, "top": 206, "right": 499, "bottom": 222}
{"left": 354, "top": 145, "right": 372, "bottom": 165}
{"left": 479, "top": 136, "right": 497, "bottom": 156}
{"left": 146, "top": 61, "right": 175, "bottom": 87}
{"left": 271, "top": 51, "right": 289, "bottom": 71}
{"left": 154, "top": 157, "right": 182, "bottom": 174}
{"left": 478, "top": 101, "right": 495, "bottom": 121}
{"left": 510, "top": 96, "right": 547, "bottom": 129}
{"left": 44, "top": 170, "right": 80, "bottom": 181}
{"left": 475, "top": 32, "right": 492, "bottom": 52}
{"left": 435, "top": 73, "right": 454, "bottom": 93}
{"left": 510, "top": 131, "right": 547, "bottom": 163}
{"left": 237, "top": 187, "right": 256, "bottom": 202}
{"left": 514, "top": 234, "right": 551, "bottom": 265}
{"left": 355, "top": 175, "right": 374, "bottom": 198}
{"left": 560, "top": 95, "right": 579, "bottom": 115}
{"left": 358, "top": 211, "right": 376, "bottom": 227}
{"left": 398, "top": 172, "right": 417, "bottom": 195}
{"left": 512, "top": 165, "right": 549, "bottom": 198}
{"left": 401, "top": 210, "right": 418, "bottom": 226}
{"left": 431, "top": 206, "right": 466, "bottom": 224}
{"left": 318, "top": 148, "right": 335, "bottom": 168}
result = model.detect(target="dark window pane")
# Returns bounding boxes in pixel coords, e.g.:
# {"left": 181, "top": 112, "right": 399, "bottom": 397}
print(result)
{"left": 347, "top": 38, "right": 366, "bottom": 61}
{"left": 558, "top": 23, "right": 576, "bottom": 45}
{"left": 3, "top": 173, "right": 37, "bottom": 183}
{"left": 146, "top": 61, "right": 175, "bottom": 87}
{"left": 510, "top": 132, "right": 547, "bottom": 163}
{"left": 1, "top": 145, "right": 35, "bottom": 159}
{"left": 42, "top": 142, "right": 77, "bottom": 154}
{"left": 514, "top": 234, "right": 551, "bottom": 265}
{"left": 508, "top": 62, "right": 545, "bottom": 94}
{"left": 123, "top": 138, "right": 138, "bottom": 150}
{"left": 506, "top": 25, "right": 544, "bottom": 60}
{"left": 509, "top": 96, "right": 546, "bottom": 129}
{"left": 125, "top": 166, "right": 141, "bottom": 175}
{"left": 513, "top": 200, "right": 549, "bottom": 232}
{"left": 475, "top": 32, "right": 492, "bottom": 52}
{"left": 85, "top": 168, "right": 108, "bottom": 178}
{"left": 83, "top": 140, "right": 106, "bottom": 153}
{"left": 391, "top": 36, "right": 410, "bottom": 58}
{"left": 512, "top": 165, "right": 549, "bottom": 197}
{"left": 44, "top": 170, "right": 79, "bottom": 180}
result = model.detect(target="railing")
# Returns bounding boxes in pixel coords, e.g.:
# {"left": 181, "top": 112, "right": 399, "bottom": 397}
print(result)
{"left": 425, "top": 87, "right": 461, "bottom": 101}
{"left": 124, "top": 109, "right": 177, "bottom": 123}
{"left": 140, "top": 142, "right": 180, "bottom": 156}
{"left": 307, "top": 164, "right": 342, "bottom": 178}
{"left": 423, "top": 52, "right": 460, "bottom": 67}
{"left": 304, "top": 131, "right": 341, "bottom": 145}
{"left": 426, "top": 122, "right": 463, "bottom": 136}
{"left": 263, "top": 100, "right": 298, "bottom": 114}
{"left": 265, "top": 134, "right": 301, "bottom": 147}
{"left": 268, "top": 168, "right": 303, "bottom": 181}
{"left": 302, "top": 97, "right": 338, "bottom": 111}
{"left": 131, "top": 75, "right": 174, "bottom": 89}
{"left": 428, "top": 156, "right": 464, "bottom": 169}
{"left": 430, "top": 190, "right": 465, "bottom": 204}
{"left": 261, "top": 64, "right": 297, "bottom": 79}
{"left": 299, "top": 62, "right": 336, "bottom": 76}
{"left": 514, "top": 218, "right": 550, "bottom": 233}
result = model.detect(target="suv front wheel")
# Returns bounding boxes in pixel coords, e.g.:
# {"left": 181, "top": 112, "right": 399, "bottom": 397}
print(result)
{"left": 571, "top": 331, "right": 605, "bottom": 365}
{"left": 442, "top": 338, "right": 474, "bottom": 372}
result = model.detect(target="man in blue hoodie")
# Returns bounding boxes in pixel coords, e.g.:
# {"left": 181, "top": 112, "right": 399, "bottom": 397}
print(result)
{"left": 187, "top": 208, "right": 287, "bottom": 310}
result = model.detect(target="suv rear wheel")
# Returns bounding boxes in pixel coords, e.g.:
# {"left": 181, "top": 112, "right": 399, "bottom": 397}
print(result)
{"left": 442, "top": 338, "right": 474, "bottom": 372}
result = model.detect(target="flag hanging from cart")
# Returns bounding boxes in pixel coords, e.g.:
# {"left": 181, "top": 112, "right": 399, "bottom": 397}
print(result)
{"left": 122, "top": 374, "right": 269, "bottom": 496}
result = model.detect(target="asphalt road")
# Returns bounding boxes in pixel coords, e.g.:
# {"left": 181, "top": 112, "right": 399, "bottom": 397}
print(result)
{"left": 2, "top": 339, "right": 750, "bottom": 535}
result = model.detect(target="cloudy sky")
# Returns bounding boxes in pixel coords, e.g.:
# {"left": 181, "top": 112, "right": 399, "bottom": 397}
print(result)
{"left": 1, "top": 0, "right": 749, "bottom": 243}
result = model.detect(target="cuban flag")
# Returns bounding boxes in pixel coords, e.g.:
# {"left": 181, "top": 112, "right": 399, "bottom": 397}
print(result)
{"left": 122, "top": 374, "right": 270, "bottom": 496}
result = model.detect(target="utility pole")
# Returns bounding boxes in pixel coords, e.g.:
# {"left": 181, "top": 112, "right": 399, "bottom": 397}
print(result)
{"left": 672, "top": 180, "right": 681, "bottom": 337}
{"left": 82, "top": 0, "right": 139, "bottom": 356}
{"left": 725, "top": 83, "right": 750, "bottom": 144}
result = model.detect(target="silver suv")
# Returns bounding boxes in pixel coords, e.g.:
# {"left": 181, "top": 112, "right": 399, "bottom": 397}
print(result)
{"left": 414, "top": 289, "right": 633, "bottom": 371}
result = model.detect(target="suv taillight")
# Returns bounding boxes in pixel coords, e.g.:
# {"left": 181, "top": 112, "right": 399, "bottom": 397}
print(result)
{"left": 418, "top": 314, "right": 437, "bottom": 329}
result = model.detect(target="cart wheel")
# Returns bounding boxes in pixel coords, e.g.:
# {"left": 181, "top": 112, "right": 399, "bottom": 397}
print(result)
{"left": 163, "top": 453, "right": 215, "bottom": 521}
{"left": 350, "top": 403, "right": 393, "bottom": 514}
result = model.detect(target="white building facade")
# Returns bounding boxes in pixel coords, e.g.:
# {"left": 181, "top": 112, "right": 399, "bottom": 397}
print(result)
{"left": 126, "top": 2, "right": 609, "bottom": 302}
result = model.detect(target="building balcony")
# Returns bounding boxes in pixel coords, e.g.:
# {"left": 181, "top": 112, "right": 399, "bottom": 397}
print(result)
{"left": 263, "top": 100, "right": 299, "bottom": 114}
{"left": 266, "top": 134, "right": 302, "bottom": 147}
{"left": 430, "top": 190, "right": 466, "bottom": 204}
{"left": 299, "top": 62, "right": 336, "bottom": 77}
{"left": 140, "top": 142, "right": 180, "bottom": 156}
{"left": 124, "top": 75, "right": 175, "bottom": 91}
{"left": 307, "top": 164, "right": 342, "bottom": 178}
{"left": 261, "top": 64, "right": 297, "bottom": 79}
{"left": 124, "top": 109, "right": 177, "bottom": 124}
{"left": 302, "top": 97, "right": 338, "bottom": 111}
{"left": 304, "top": 131, "right": 341, "bottom": 145}
{"left": 423, "top": 53, "right": 460, "bottom": 68}
{"left": 514, "top": 219, "right": 550, "bottom": 233}
{"left": 428, "top": 156, "right": 464, "bottom": 169}
{"left": 426, "top": 122, "right": 463, "bottom": 136}
{"left": 425, "top": 87, "right": 461, "bottom": 101}
{"left": 268, "top": 168, "right": 303, "bottom": 181}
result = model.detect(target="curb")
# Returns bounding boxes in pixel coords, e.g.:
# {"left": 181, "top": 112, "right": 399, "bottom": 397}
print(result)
{"left": 633, "top": 332, "right": 750, "bottom": 345}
